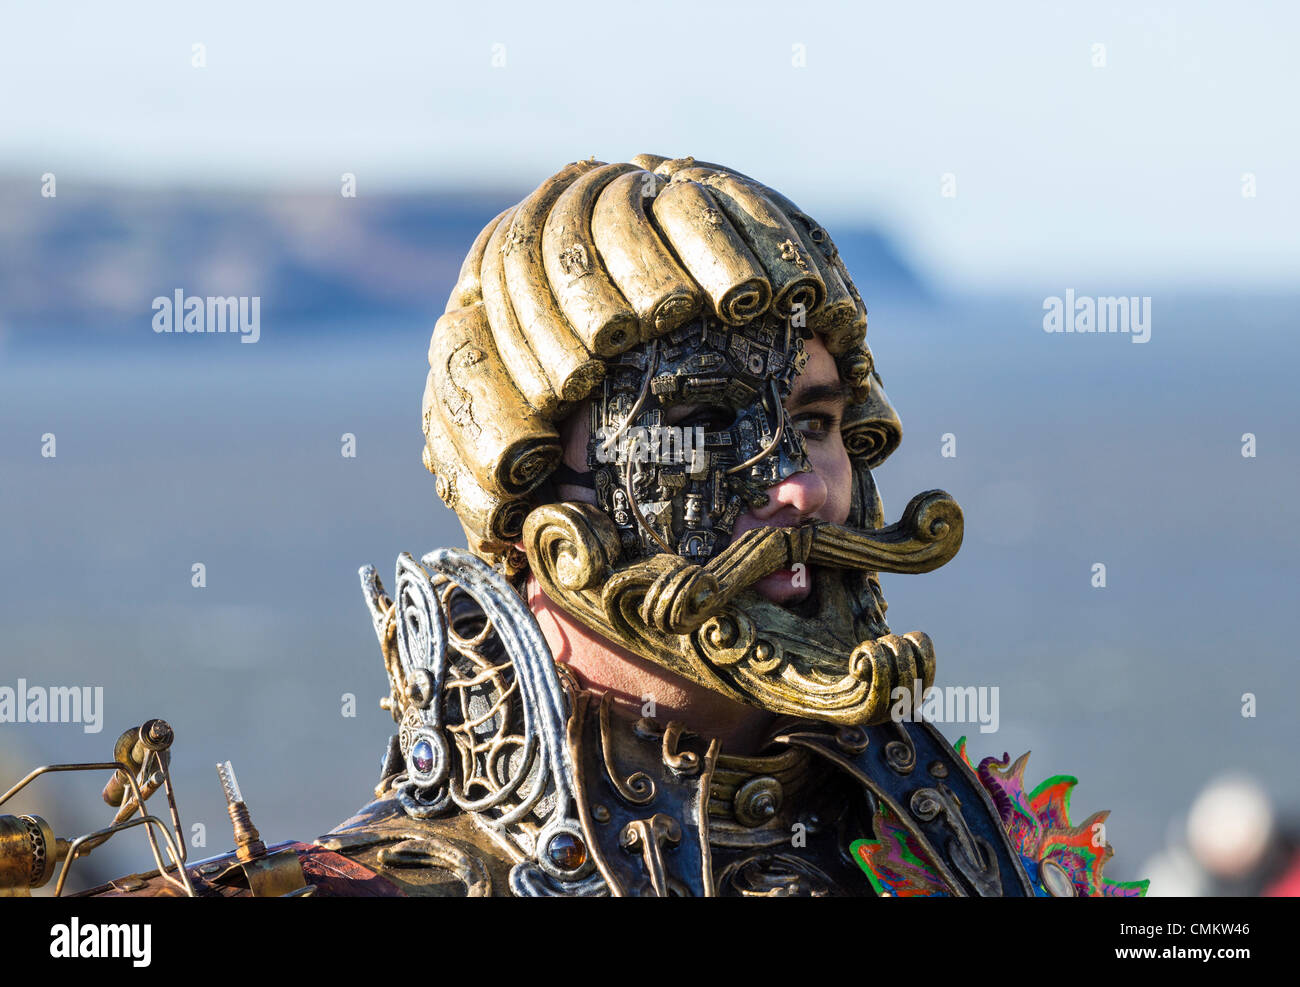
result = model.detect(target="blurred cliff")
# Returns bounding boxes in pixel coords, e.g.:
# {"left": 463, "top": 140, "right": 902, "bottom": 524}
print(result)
{"left": 0, "top": 181, "right": 929, "bottom": 340}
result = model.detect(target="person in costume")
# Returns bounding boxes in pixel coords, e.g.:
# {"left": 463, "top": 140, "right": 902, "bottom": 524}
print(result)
{"left": 334, "top": 154, "right": 1147, "bottom": 897}
{"left": 2, "top": 155, "right": 1148, "bottom": 898}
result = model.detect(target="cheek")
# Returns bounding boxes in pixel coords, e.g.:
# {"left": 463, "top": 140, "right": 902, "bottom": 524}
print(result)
{"left": 560, "top": 401, "right": 592, "bottom": 471}
{"left": 563, "top": 431, "right": 587, "bottom": 472}
{"left": 808, "top": 438, "right": 853, "bottom": 524}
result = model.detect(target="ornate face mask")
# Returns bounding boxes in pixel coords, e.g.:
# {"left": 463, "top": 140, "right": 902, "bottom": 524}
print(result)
{"left": 421, "top": 154, "right": 964, "bottom": 726}
{"left": 583, "top": 311, "right": 812, "bottom": 566}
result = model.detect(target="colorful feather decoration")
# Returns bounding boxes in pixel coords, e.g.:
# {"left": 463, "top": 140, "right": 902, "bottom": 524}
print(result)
{"left": 852, "top": 737, "right": 1149, "bottom": 897}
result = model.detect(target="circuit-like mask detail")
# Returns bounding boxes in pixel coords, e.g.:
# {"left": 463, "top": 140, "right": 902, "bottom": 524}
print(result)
{"left": 588, "top": 312, "right": 811, "bottom": 566}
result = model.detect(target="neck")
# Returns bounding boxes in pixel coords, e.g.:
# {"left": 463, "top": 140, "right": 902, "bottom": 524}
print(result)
{"left": 524, "top": 572, "right": 777, "bottom": 754}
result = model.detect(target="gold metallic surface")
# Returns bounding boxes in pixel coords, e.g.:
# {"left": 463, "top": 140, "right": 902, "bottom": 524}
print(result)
{"left": 543, "top": 162, "right": 643, "bottom": 356}
{"left": 841, "top": 377, "right": 903, "bottom": 468}
{"left": 651, "top": 178, "right": 771, "bottom": 325}
{"left": 422, "top": 386, "right": 530, "bottom": 554}
{"left": 241, "top": 848, "right": 309, "bottom": 897}
{"left": 479, "top": 204, "right": 558, "bottom": 416}
{"left": 0, "top": 814, "right": 54, "bottom": 892}
{"left": 591, "top": 171, "right": 702, "bottom": 337}
{"left": 318, "top": 813, "right": 515, "bottom": 897}
{"left": 228, "top": 800, "right": 266, "bottom": 863}
{"left": 568, "top": 689, "right": 721, "bottom": 896}
{"left": 449, "top": 207, "right": 511, "bottom": 310}
{"left": 498, "top": 159, "right": 606, "bottom": 402}
{"left": 100, "top": 727, "right": 142, "bottom": 807}
{"left": 376, "top": 837, "right": 492, "bottom": 896}
{"left": 598, "top": 692, "right": 655, "bottom": 805}
{"left": 677, "top": 169, "right": 825, "bottom": 319}
{"left": 522, "top": 496, "right": 958, "bottom": 724}
{"left": 426, "top": 303, "right": 561, "bottom": 499}
{"left": 731, "top": 776, "right": 784, "bottom": 828}
{"left": 618, "top": 813, "right": 682, "bottom": 897}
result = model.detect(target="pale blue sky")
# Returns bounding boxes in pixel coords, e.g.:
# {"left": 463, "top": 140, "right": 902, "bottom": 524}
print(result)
{"left": 2, "top": 1, "right": 1296, "bottom": 288}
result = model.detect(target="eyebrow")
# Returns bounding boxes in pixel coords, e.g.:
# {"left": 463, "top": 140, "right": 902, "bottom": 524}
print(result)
{"left": 787, "top": 381, "right": 852, "bottom": 409}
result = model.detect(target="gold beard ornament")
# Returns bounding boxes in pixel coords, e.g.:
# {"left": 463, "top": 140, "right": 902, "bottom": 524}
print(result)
{"left": 522, "top": 488, "right": 961, "bottom": 726}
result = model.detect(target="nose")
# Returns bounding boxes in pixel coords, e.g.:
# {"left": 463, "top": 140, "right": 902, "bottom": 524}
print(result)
{"left": 749, "top": 467, "right": 829, "bottom": 524}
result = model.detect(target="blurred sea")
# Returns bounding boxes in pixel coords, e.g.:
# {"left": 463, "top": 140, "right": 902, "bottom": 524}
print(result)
{"left": 1, "top": 184, "right": 1296, "bottom": 892}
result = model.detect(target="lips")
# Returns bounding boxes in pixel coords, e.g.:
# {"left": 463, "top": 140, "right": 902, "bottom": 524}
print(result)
{"left": 752, "top": 567, "right": 812, "bottom": 605}
{"left": 727, "top": 514, "right": 820, "bottom": 606}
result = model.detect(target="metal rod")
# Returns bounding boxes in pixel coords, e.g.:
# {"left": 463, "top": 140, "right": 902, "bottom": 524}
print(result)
{"left": 55, "top": 815, "right": 194, "bottom": 898}
{"left": 2, "top": 761, "right": 192, "bottom": 896}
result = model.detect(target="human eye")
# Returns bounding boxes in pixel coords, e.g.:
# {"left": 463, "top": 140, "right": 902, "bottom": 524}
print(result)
{"left": 792, "top": 412, "right": 839, "bottom": 441}
{"left": 677, "top": 405, "right": 735, "bottom": 432}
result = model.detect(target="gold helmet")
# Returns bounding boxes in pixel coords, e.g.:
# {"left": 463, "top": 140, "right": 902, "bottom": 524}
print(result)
{"left": 421, "top": 155, "right": 957, "bottom": 726}
{"left": 421, "top": 155, "right": 903, "bottom": 564}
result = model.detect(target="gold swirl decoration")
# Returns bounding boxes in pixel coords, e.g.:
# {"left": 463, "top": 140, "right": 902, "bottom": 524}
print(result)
{"left": 660, "top": 723, "right": 700, "bottom": 777}
{"left": 835, "top": 345, "right": 875, "bottom": 404}
{"left": 732, "top": 776, "right": 783, "bottom": 828}
{"left": 603, "top": 555, "right": 721, "bottom": 636}
{"left": 521, "top": 502, "right": 622, "bottom": 593}
{"left": 839, "top": 374, "right": 902, "bottom": 470}
{"left": 850, "top": 632, "right": 937, "bottom": 728}
{"left": 841, "top": 422, "right": 895, "bottom": 464}
{"left": 807, "top": 491, "right": 963, "bottom": 574}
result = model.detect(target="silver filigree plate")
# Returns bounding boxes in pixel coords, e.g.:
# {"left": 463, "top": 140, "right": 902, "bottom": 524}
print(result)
{"left": 360, "top": 549, "right": 606, "bottom": 895}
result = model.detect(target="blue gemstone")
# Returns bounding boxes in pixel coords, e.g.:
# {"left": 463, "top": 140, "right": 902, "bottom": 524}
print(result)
{"left": 412, "top": 739, "right": 434, "bottom": 773}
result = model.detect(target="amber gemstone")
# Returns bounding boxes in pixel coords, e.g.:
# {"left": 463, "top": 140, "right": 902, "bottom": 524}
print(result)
{"left": 547, "top": 832, "right": 587, "bottom": 871}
